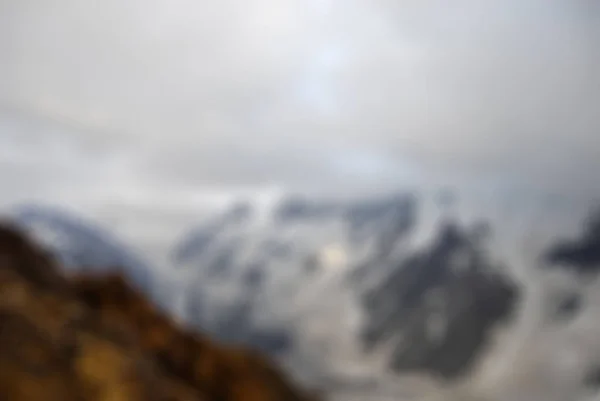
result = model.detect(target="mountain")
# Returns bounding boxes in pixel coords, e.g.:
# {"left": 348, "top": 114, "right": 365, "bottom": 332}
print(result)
{"left": 5, "top": 204, "right": 155, "bottom": 293}
{"left": 360, "top": 221, "right": 518, "bottom": 379}
{"left": 6, "top": 192, "right": 600, "bottom": 400}
{"left": 0, "top": 223, "right": 320, "bottom": 401}
{"left": 544, "top": 206, "right": 600, "bottom": 274}
{"left": 3, "top": 203, "right": 295, "bottom": 359}
{"left": 170, "top": 191, "right": 520, "bottom": 382}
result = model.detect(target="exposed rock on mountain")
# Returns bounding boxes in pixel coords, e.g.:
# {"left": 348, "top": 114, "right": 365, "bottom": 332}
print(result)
{"left": 166, "top": 191, "right": 527, "bottom": 382}
{"left": 169, "top": 192, "right": 417, "bottom": 363}
{"left": 584, "top": 365, "right": 600, "bottom": 389}
{"left": 3, "top": 192, "right": 526, "bottom": 387}
{"left": 361, "top": 221, "right": 519, "bottom": 380}
{"left": 173, "top": 202, "right": 252, "bottom": 267}
{"left": 553, "top": 293, "right": 582, "bottom": 321}
{"left": 0, "top": 223, "right": 320, "bottom": 401}
{"left": 544, "top": 208, "right": 600, "bottom": 274}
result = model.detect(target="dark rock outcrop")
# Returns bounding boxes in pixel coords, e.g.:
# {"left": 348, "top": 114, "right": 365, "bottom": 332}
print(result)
{"left": 553, "top": 293, "right": 582, "bottom": 321}
{"left": 544, "top": 208, "right": 600, "bottom": 274}
{"left": 584, "top": 365, "right": 600, "bottom": 389}
{"left": 361, "top": 221, "right": 519, "bottom": 380}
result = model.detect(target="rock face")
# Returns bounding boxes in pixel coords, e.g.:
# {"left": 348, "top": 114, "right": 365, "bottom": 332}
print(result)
{"left": 360, "top": 222, "right": 519, "bottom": 380}
{"left": 0, "top": 223, "right": 320, "bottom": 401}
{"left": 544, "top": 208, "right": 600, "bottom": 274}
{"left": 166, "top": 192, "right": 521, "bottom": 382}
{"left": 170, "top": 192, "right": 416, "bottom": 352}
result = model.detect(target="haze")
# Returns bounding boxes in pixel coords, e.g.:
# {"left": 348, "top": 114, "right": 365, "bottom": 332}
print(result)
{"left": 0, "top": 0, "right": 598, "bottom": 245}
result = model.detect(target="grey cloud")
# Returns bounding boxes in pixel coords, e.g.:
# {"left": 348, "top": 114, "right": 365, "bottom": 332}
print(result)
{"left": 0, "top": 0, "right": 598, "bottom": 206}
{"left": 328, "top": 0, "right": 600, "bottom": 188}
{"left": 0, "top": 106, "right": 142, "bottom": 210}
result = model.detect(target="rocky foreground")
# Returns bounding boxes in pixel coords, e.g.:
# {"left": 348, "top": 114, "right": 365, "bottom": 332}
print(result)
{"left": 0, "top": 223, "right": 321, "bottom": 401}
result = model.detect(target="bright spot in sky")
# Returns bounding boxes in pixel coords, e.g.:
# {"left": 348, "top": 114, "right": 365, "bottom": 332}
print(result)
{"left": 295, "top": 44, "right": 346, "bottom": 115}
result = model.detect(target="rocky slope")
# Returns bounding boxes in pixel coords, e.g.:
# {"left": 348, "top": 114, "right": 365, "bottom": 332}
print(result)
{"left": 9, "top": 204, "right": 155, "bottom": 292}
{"left": 2, "top": 194, "right": 524, "bottom": 386}
{"left": 6, "top": 194, "right": 600, "bottom": 401}
{"left": 168, "top": 192, "right": 522, "bottom": 382}
{"left": 0, "top": 223, "right": 320, "bottom": 401}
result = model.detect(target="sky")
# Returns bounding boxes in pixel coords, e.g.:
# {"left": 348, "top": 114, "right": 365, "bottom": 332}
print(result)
{"left": 0, "top": 0, "right": 599, "bottom": 244}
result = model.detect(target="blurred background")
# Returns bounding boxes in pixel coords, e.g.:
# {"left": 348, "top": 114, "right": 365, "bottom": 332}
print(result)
{"left": 1, "top": 1, "right": 599, "bottom": 400}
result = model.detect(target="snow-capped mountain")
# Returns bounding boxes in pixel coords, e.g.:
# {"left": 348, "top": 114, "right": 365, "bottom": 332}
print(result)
{"left": 4, "top": 191, "right": 600, "bottom": 401}
{"left": 165, "top": 191, "right": 525, "bottom": 383}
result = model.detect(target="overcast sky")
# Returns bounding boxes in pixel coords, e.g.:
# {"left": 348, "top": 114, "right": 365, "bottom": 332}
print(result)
{"left": 0, "top": 0, "right": 599, "bottom": 244}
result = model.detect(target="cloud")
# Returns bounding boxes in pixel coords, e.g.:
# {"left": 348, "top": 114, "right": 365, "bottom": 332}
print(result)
{"left": 0, "top": 0, "right": 598, "bottom": 211}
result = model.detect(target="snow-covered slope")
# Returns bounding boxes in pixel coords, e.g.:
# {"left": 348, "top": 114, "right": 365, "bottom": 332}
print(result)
{"left": 163, "top": 189, "right": 600, "bottom": 401}
{"left": 164, "top": 191, "right": 525, "bottom": 382}
{"left": 4, "top": 191, "right": 600, "bottom": 401}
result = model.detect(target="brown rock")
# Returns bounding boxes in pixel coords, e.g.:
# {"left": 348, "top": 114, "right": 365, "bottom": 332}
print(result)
{"left": 0, "top": 223, "right": 321, "bottom": 401}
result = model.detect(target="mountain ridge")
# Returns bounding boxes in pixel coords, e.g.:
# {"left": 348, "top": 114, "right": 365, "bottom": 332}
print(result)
{"left": 0, "top": 222, "right": 322, "bottom": 401}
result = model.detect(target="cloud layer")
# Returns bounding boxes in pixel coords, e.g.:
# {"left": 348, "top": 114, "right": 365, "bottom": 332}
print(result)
{"left": 0, "top": 0, "right": 598, "bottom": 237}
